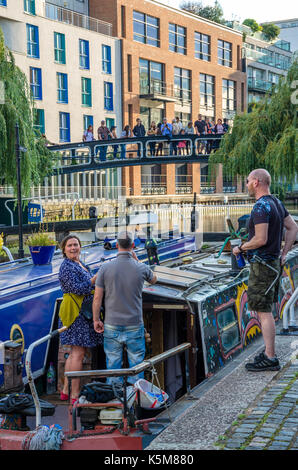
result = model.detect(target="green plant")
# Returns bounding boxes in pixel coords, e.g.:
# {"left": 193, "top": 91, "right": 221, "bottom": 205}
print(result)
{"left": 261, "top": 23, "right": 280, "bottom": 41}
{"left": 26, "top": 232, "right": 56, "bottom": 247}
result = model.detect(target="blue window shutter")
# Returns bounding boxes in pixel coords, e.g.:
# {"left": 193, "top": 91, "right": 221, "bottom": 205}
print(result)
{"left": 86, "top": 41, "right": 90, "bottom": 69}
{"left": 38, "top": 68, "right": 42, "bottom": 100}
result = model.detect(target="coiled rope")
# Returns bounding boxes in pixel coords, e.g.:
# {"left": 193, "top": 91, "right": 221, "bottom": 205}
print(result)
{"left": 22, "top": 424, "right": 64, "bottom": 450}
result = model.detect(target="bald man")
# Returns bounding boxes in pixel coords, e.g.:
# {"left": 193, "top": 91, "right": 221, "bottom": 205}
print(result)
{"left": 233, "top": 169, "right": 298, "bottom": 372}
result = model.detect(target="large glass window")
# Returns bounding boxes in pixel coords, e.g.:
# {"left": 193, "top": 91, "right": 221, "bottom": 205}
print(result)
{"left": 139, "top": 58, "right": 163, "bottom": 95}
{"left": 57, "top": 72, "right": 68, "bottom": 103}
{"left": 24, "top": 0, "right": 35, "bottom": 14}
{"left": 216, "top": 306, "right": 241, "bottom": 354}
{"left": 174, "top": 67, "right": 191, "bottom": 102}
{"left": 222, "top": 79, "right": 236, "bottom": 115}
{"left": 195, "top": 32, "right": 210, "bottom": 61}
{"left": 102, "top": 45, "right": 112, "bottom": 74}
{"left": 0, "top": 1, "right": 7, "bottom": 6}
{"left": 133, "top": 11, "right": 160, "bottom": 47}
{"left": 26, "top": 24, "right": 39, "bottom": 58}
{"left": 169, "top": 23, "right": 186, "bottom": 55}
{"left": 83, "top": 114, "right": 93, "bottom": 131}
{"left": 79, "top": 39, "right": 90, "bottom": 69}
{"left": 30, "top": 67, "right": 42, "bottom": 100}
{"left": 200, "top": 73, "right": 215, "bottom": 116}
{"left": 104, "top": 82, "right": 113, "bottom": 111}
{"left": 54, "top": 32, "right": 66, "bottom": 64}
{"left": 81, "top": 77, "right": 92, "bottom": 107}
{"left": 218, "top": 40, "right": 232, "bottom": 67}
{"left": 59, "top": 112, "right": 70, "bottom": 142}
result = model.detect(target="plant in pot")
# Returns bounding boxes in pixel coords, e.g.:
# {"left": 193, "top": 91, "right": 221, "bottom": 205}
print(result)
{"left": 26, "top": 232, "right": 57, "bottom": 265}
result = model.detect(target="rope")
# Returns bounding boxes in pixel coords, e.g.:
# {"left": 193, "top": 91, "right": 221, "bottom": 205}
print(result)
{"left": 22, "top": 424, "right": 64, "bottom": 450}
{"left": 147, "top": 361, "right": 172, "bottom": 423}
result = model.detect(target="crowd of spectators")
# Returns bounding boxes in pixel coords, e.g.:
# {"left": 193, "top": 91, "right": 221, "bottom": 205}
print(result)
{"left": 82, "top": 114, "right": 230, "bottom": 160}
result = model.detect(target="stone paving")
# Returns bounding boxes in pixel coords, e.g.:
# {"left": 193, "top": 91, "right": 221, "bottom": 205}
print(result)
{"left": 217, "top": 362, "right": 298, "bottom": 450}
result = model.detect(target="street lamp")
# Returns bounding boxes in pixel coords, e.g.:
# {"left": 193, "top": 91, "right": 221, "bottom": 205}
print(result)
{"left": 15, "top": 123, "right": 27, "bottom": 259}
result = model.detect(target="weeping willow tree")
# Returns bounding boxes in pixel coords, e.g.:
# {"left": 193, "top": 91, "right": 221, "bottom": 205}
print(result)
{"left": 0, "top": 29, "right": 54, "bottom": 197}
{"left": 209, "top": 59, "right": 298, "bottom": 198}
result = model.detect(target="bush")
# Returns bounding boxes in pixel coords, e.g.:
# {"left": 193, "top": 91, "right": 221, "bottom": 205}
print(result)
{"left": 26, "top": 232, "right": 56, "bottom": 246}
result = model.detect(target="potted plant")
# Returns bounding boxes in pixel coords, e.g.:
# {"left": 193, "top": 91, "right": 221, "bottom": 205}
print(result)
{"left": 26, "top": 232, "right": 57, "bottom": 265}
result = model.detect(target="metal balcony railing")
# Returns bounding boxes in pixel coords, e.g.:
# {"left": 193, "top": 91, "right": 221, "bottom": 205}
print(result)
{"left": 140, "top": 79, "right": 176, "bottom": 102}
{"left": 248, "top": 77, "right": 273, "bottom": 92}
{"left": 45, "top": 2, "right": 113, "bottom": 36}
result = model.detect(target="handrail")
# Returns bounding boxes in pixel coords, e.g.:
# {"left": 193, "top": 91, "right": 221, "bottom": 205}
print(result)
{"left": 65, "top": 342, "right": 191, "bottom": 380}
{"left": 282, "top": 285, "right": 298, "bottom": 330}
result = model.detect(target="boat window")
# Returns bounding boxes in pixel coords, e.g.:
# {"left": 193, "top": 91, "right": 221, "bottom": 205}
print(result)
{"left": 216, "top": 306, "right": 240, "bottom": 354}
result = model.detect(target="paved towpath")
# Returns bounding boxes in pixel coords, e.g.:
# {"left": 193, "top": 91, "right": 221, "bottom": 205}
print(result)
{"left": 146, "top": 332, "right": 298, "bottom": 451}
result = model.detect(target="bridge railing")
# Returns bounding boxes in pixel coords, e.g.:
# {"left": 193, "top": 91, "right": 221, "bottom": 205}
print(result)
{"left": 49, "top": 134, "right": 224, "bottom": 173}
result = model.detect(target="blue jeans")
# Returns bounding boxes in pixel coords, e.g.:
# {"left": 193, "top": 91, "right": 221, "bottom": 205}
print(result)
{"left": 104, "top": 324, "right": 145, "bottom": 384}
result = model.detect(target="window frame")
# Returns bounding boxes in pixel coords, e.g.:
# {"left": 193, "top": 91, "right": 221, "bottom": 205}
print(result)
{"left": 102, "top": 44, "right": 112, "bottom": 74}
{"left": 200, "top": 73, "right": 215, "bottom": 115}
{"left": 59, "top": 111, "right": 70, "bottom": 143}
{"left": 79, "top": 39, "right": 90, "bottom": 70}
{"left": 215, "top": 303, "right": 241, "bottom": 358}
{"left": 81, "top": 77, "right": 92, "bottom": 107}
{"left": 133, "top": 10, "right": 160, "bottom": 48}
{"left": 218, "top": 39, "right": 232, "bottom": 68}
{"left": 24, "top": 0, "right": 35, "bottom": 15}
{"left": 104, "top": 82, "right": 113, "bottom": 111}
{"left": 26, "top": 23, "right": 39, "bottom": 58}
{"left": 195, "top": 32, "right": 211, "bottom": 62}
{"left": 57, "top": 72, "right": 68, "bottom": 104}
{"left": 33, "top": 108, "right": 45, "bottom": 135}
{"left": 174, "top": 66, "right": 191, "bottom": 102}
{"left": 54, "top": 32, "right": 66, "bottom": 64}
{"left": 30, "top": 66, "right": 42, "bottom": 100}
{"left": 83, "top": 114, "right": 94, "bottom": 132}
{"left": 222, "top": 78, "right": 236, "bottom": 114}
{"left": 169, "top": 23, "right": 187, "bottom": 55}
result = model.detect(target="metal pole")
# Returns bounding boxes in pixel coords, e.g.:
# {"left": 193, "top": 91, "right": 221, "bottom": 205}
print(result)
{"left": 15, "top": 123, "right": 24, "bottom": 259}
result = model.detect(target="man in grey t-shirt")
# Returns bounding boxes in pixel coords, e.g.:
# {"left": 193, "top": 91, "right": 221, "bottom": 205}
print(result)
{"left": 93, "top": 231, "right": 157, "bottom": 383}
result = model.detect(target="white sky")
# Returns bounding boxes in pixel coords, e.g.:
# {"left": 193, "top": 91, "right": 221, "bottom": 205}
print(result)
{"left": 162, "top": 0, "right": 298, "bottom": 23}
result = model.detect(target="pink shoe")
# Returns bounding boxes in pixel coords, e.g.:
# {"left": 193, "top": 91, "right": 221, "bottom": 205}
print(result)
{"left": 71, "top": 398, "right": 78, "bottom": 405}
{"left": 60, "top": 392, "right": 69, "bottom": 401}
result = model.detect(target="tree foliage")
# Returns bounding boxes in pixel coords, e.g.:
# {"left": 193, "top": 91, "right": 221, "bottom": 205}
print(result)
{"left": 261, "top": 23, "right": 280, "bottom": 41}
{"left": 180, "top": 1, "right": 225, "bottom": 24}
{"left": 242, "top": 19, "right": 262, "bottom": 34}
{"left": 0, "top": 28, "right": 54, "bottom": 196}
{"left": 208, "top": 59, "right": 298, "bottom": 188}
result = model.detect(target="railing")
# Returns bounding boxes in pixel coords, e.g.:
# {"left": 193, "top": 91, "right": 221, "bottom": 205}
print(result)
{"left": 248, "top": 78, "right": 273, "bottom": 92}
{"left": 282, "top": 285, "right": 298, "bottom": 331}
{"left": 44, "top": 2, "right": 113, "bottom": 36}
{"left": 140, "top": 79, "right": 174, "bottom": 99}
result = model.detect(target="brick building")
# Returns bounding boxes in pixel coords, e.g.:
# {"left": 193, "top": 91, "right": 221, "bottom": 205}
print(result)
{"left": 89, "top": 0, "right": 247, "bottom": 197}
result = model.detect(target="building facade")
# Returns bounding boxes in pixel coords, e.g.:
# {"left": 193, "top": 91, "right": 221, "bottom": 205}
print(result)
{"left": 89, "top": 0, "right": 247, "bottom": 197}
{"left": 0, "top": 0, "right": 122, "bottom": 200}
{"left": 267, "top": 18, "right": 298, "bottom": 52}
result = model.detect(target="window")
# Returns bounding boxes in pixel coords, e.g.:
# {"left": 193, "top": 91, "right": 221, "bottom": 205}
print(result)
{"left": 195, "top": 32, "right": 210, "bottom": 61}
{"left": 30, "top": 67, "right": 42, "bottom": 100}
{"left": 218, "top": 40, "right": 232, "bottom": 67}
{"left": 222, "top": 79, "right": 236, "bottom": 116}
{"left": 81, "top": 77, "right": 92, "bottom": 107}
{"left": 105, "top": 118, "right": 115, "bottom": 129}
{"left": 59, "top": 112, "right": 70, "bottom": 142}
{"left": 79, "top": 39, "right": 89, "bottom": 69}
{"left": 139, "top": 58, "right": 163, "bottom": 95}
{"left": 216, "top": 306, "right": 240, "bottom": 354}
{"left": 102, "top": 45, "right": 111, "bottom": 74}
{"left": 104, "top": 82, "right": 113, "bottom": 111}
{"left": 175, "top": 112, "right": 191, "bottom": 128}
{"left": 0, "top": 1, "right": 7, "bottom": 7}
{"left": 133, "top": 11, "right": 160, "bottom": 47}
{"left": 83, "top": 114, "right": 93, "bottom": 131}
{"left": 57, "top": 72, "right": 68, "bottom": 103}
{"left": 169, "top": 23, "right": 186, "bottom": 55}
{"left": 24, "top": 0, "right": 35, "bottom": 14}
{"left": 26, "top": 24, "right": 39, "bottom": 58}
{"left": 33, "top": 109, "right": 45, "bottom": 135}
{"left": 200, "top": 73, "right": 215, "bottom": 116}
{"left": 54, "top": 32, "right": 66, "bottom": 64}
{"left": 174, "top": 67, "right": 191, "bottom": 102}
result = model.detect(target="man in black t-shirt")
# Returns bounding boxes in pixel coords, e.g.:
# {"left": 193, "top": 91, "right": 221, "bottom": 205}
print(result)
{"left": 233, "top": 169, "right": 297, "bottom": 372}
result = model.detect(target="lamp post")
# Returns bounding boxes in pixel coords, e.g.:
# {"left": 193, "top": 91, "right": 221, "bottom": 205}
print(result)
{"left": 15, "top": 123, "right": 27, "bottom": 259}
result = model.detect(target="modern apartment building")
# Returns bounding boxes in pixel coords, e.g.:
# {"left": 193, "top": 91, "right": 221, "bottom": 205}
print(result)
{"left": 266, "top": 18, "right": 298, "bottom": 52}
{"left": 89, "top": 0, "right": 247, "bottom": 197}
{"left": 0, "top": 0, "right": 122, "bottom": 199}
{"left": 228, "top": 22, "right": 293, "bottom": 107}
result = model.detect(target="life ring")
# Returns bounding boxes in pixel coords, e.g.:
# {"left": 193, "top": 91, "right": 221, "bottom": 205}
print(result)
{"left": 10, "top": 324, "right": 25, "bottom": 354}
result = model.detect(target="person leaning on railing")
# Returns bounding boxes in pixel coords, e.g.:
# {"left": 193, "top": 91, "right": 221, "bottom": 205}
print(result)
{"left": 147, "top": 121, "right": 157, "bottom": 156}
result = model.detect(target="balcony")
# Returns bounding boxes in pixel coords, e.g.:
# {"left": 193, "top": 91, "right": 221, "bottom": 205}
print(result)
{"left": 139, "top": 79, "right": 177, "bottom": 103}
{"left": 248, "top": 77, "right": 273, "bottom": 93}
{"left": 44, "top": 2, "right": 112, "bottom": 36}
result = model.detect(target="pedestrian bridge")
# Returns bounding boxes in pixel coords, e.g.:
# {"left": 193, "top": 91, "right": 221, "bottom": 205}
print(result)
{"left": 49, "top": 134, "right": 223, "bottom": 175}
